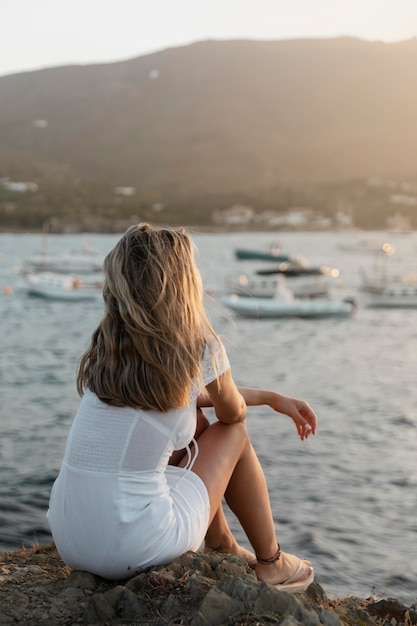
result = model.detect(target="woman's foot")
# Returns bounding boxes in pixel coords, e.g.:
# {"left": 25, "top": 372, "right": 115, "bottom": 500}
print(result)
{"left": 204, "top": 539, "right": 255, "bottom": 565}
{"left": 255, "top": 550, "right": 313, "bottom": 593}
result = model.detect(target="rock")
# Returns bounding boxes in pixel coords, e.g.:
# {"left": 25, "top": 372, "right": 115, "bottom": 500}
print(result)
{"left": 254, "top": 584, "right": 322, "bottom": 625}
{"left": 0, "top": 543, "right": 416, "bottom": 625}
{"left": 190, "top": 586, "right": 244, "bottom": 625}
{"left": 82, "top": 593, "right": 115, "bottom": 624}
{"left": 65, "top": 569, "right": 98, "bottom": 591}
{"left": 219, "top": 573, "right": 260, "bottom": 607}
{"left": 367, "top": 598, "right": 417, "bottom": 623}
{"left": 114, "top": 587, "right": 143, "bottom": 620}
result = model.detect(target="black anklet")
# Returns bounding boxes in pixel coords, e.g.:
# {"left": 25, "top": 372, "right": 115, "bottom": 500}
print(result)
{"left": 256, "top": 543, "right": 281, "bottom": 564}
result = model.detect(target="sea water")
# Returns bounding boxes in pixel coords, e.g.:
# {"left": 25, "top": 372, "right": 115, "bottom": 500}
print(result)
{"left": 1, "top": 230, "right": 416, "bottom": 604}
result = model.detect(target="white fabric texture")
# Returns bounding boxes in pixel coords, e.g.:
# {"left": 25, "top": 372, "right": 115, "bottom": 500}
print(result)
{"left": 47, "top": 338, "right": 229, "bottom": 580}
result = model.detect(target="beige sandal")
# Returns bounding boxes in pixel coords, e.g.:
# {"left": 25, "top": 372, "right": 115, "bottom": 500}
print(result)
{"left": 253, "top": 544, "right": 314, "bottom": 594}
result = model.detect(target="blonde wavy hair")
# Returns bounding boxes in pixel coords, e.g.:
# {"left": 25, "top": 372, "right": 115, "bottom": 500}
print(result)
{"left": 77, "top": 223, "right": 220, "bottom": 411}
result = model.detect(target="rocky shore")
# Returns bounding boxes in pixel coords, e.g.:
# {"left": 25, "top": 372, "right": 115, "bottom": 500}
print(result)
{"left": 0, "top": 543, "right": 415, "bottom": 626}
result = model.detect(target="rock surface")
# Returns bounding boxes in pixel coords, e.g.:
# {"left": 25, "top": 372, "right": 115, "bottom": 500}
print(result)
{"left": 0, "top": 543, "right": 416, "bottom": 625}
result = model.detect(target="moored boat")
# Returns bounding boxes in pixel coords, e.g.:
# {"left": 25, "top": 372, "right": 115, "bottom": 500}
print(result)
{"left": 24, "top": 272, "right": 103, "bottom": 301}
{"left": 360, "top": 278, "right": 417, "bottom": 308}
{"left": 220, "top": 289, "right": 356, "bottom": 319}
{"left": 224, "top": 272, "right": 332, "bottom": 299}
{"left": 235, "top": 248, "right": 292, "bottom": 262}
{"left": 24, "top": 238, "right": 104, "bottom": 275}
{"left": 359, "top": 245, "right": 417, "bottom": 307}
{"left": 256, "top": 262, "right": 339, "bottom": 278}
{"left": 234, "top": 240, "right": 298, "bottom": 262}
{"left": 25, "top": 251, "right": 103, "bottom": 274}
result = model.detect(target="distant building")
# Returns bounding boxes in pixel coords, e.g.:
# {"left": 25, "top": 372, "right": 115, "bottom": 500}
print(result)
{"left": 399, "top": 181, "right": 417, "bottom": 193}
{"left": 389, "top": 194, "right": 417, "bottom": 206}
{"left": 114, "top": 186, "right": 136, "bottom": 196}
{"left": 32, "top": 119, "right": 49, "bottom": 129}
{"left": 334, "top": 210, "right": 355, "bottom": 229}
{"left": 260, "top": 207, "right": 336, "bottom": 230}
{"left": 0, "top": 179, "right": 38, "bottom": 193}
{"left": 255, "top": 210, "right": 285, "bottom": 227}
{"left": 281, "top": 207, "right": 315, "bottom": 227}
{"left": 212, "top": 204, "right": 255, "bottom": 226}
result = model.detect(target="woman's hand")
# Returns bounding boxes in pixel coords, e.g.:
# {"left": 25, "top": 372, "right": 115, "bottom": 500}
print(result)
{"left": 199, "top": 384, "right": 318, "bottom": 439}
{"left": 268, "top": 393, "right": 318, "bottom": 441}
{"left": 236, "top": 387, "right": 318, "bottom": 441}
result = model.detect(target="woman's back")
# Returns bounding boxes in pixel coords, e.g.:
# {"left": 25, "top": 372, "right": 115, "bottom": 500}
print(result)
{"left": 64, "top": 389, "right": 196, "bottom": 474}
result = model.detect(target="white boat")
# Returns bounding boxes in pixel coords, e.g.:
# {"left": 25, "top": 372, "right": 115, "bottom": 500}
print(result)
{"left": 224, "top": 272, "right": 331, "bottom": 299}
{"left": 24, "top": 272, "right": 103, "bottom": 301}
{"left": 25, "top": 250, "right": 103, "bottom": 274}
{"left": 337, "top": 237, "right": 390, "bottom": 254}
{"left": 24, "top": 238, "right": 104, "bottom": 274}
{"left": 360, "top": 273, "right": 417, "bottom": 308}
{"left": 220, "top": 288, "right": 356, "bottom": 319}
{"left": 359, "top": 247, "right": 417, "bottom": 307}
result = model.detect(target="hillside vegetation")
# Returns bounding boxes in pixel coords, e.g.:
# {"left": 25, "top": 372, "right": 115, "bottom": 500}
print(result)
{"left": 1, "top": 37, "right": 417, "bottom": 230}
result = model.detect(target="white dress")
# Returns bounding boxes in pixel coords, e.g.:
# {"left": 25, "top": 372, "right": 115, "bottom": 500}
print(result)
{"left": 47, "top": 340, "right": 229, "bottom": 580}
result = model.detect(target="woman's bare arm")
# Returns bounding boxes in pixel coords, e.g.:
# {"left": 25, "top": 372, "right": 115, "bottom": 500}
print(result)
{"left": 203, "top": 369, "right": 247, "bottom": 424}
{"left": 198, "top": 385, "right": 318, "bottom": 441}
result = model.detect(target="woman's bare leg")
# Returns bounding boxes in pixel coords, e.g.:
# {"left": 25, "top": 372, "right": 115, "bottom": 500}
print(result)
{"left": 171, "top": 409, "right": 254, "bottom": 561}
{"left": 190, "top": 420, "right": 312, "bottom": 586}
{"left": 204, "top": 503, "right": 255, "bottom": 562}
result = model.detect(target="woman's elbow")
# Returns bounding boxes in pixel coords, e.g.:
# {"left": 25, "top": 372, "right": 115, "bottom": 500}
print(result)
{"left": 216, "top": 400, "right": 247, "bottom": 424}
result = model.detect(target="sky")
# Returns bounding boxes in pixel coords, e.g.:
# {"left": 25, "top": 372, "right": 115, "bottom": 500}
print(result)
{"left": 1, "top": 0, "right": 417, "bottom": 77}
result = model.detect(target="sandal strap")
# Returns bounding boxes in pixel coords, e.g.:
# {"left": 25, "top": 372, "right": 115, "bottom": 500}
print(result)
{"left": 256, "top": 543, "right": 281, "bottom": 564}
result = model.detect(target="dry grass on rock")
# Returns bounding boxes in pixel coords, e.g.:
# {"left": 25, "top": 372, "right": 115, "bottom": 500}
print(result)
{"left": 0, "top": 543, "right": 416, "bottom": 626}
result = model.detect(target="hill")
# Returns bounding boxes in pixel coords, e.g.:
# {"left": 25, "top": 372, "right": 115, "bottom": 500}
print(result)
{"left": 1, "top": 36, "right": 417, "bottom": 203}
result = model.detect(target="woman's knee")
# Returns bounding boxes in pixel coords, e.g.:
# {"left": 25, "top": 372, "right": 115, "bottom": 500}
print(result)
{"left": 191, "top": 421, "right": 251, "bottom": 512}
{"left": 208, "top": 419, "right": 249, "bottom": 454}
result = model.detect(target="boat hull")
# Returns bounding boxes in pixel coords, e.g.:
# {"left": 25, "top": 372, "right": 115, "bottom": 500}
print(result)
{"left": 362, "top": 292, "right": 417, "bottom": 308}
{"left": 220, "top": 295, "right": 355, "bottom": 319}
{"left": 360, "top": 272, "right": 417, "bottom": 308}
{"left": 24, "top": 272, "right": 103, "bottom": 301}
{"left": 256, "top": 265, "right": 327, "bottom": 277}
{"left": 235, "top": 249, "right": 291, "bottom": 262}
{"left": 26, "top": 284, "right": 102, "bottom": 301}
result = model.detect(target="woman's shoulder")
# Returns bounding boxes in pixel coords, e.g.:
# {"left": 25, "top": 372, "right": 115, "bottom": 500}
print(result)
{"left": 203, "top": 335, "right": 229, "bottom": 384}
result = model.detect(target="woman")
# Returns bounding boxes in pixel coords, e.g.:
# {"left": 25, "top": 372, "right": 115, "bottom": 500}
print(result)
{"left": 47, "top": 223, "right": 318, "bottom": 592}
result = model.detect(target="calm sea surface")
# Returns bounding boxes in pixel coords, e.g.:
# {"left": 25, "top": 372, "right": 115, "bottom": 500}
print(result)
{"left": 1, "top": 230, "right": 417, "bottom": 604}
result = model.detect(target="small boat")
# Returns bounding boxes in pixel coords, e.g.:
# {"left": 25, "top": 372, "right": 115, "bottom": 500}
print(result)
{"left": 337, "top": 237, "right": 388, "bottom": 254}
{"left": 24, "top": 272, "right": 103, "bottom": 301}
{"left": 24, "top": 236, "right": 104, "bottom": 274}
{"left": 235, "top": 248, "right": 292, "bottom": 262}
{"left": 256, "top": 262, "right": 339, "bottom": 278}
{"left": 25, "top": 250, "right": 104, "bottom": 274}
{"left": 361, "top": 283, "right": 417, "bottom": 308}
{"left": 359, "top": 245, "right": 417, "bottom": 307}
{"left": 224, "top": 272, "right": 331, "bottom": 299}
{"left": 234, "top": 240, "right": 295, "bottom": 262}
{"left": 220, "top": 288, "right": 356, "bottom": 319}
